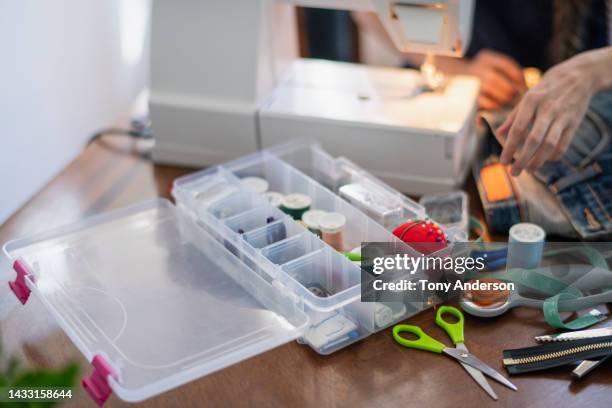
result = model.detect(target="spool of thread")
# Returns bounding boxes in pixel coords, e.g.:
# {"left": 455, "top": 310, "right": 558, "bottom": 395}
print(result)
{"left": 507, "top": 223, "right": 545, "bottom": 270}
{"left": 302, "top": 209, "right": 327, "bottom": 237}
{"left": 265, "top": 191, "right": 284, "bottom": 208}
{"left": 241, "top": 177, "right": 269, "bottom": 194}
{"left": 392, "top": 218, "right": 448, "bottom": 255}
{"left": 319, "top": 212, "right": 346, "bottom": 252}
{"left": 464, "top": 278, "right": 510, "bottom": 307}
{"left": 280, "top": 193, "right": 312, "bottom": 220}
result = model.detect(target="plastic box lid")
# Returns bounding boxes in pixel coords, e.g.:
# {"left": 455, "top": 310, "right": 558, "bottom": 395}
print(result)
{"left": 3, "top": 199, "right": 308, "bottom": 402}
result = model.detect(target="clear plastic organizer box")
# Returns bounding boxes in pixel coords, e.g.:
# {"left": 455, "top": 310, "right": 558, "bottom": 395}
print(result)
{"left": 3, "top": 141, "right": 465, "bottom": 403}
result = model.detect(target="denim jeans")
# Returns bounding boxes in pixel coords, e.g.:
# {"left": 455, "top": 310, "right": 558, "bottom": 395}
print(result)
{"left": 476, "top": 90, "right": 612, "bottom": 239}
{"left": 535, "top": 91, "right": 612, "bottom": 239}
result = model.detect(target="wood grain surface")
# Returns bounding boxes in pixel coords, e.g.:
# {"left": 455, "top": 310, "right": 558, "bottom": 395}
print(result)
{"left": 1, "top": 138, "right": 610, "bottom": 408}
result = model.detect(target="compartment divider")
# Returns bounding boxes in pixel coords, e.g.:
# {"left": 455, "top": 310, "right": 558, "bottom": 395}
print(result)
{"left": 259, "top": 230, "right": 305, "bottom": 252}
{"left": 223, "top": 206, "right": 286, "bottom": 234}
{"left": 279, "top": 247, "right": 326, "bottom": 268}
{"left": 242, "top": 217, "right": 306, "bottom": 250}
{"left": 207, "top": 193, "right": 267, "bottom": 220}
{"left": 261, "top": 232, "right": 325, "bottom": 266}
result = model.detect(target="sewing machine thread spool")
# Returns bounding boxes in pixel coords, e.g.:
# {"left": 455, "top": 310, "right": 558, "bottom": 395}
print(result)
{"left": 240, "top": 177, "right": 269, "bottom": 194}
{"left": 507, "top": 223, "right": 545, "bottom": 270}
{"left": 280, "top": 193, "right": 311, "bottom": 220}
{"left": 319, "top": 213, "right": 346, "bottom": 252}
{"left": 464, "top": 278, "right": 510, "bottom": 308}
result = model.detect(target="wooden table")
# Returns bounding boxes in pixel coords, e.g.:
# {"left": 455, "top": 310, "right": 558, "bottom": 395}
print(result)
{"left": 1, "top": 138, "right": 610, "bottom": 408}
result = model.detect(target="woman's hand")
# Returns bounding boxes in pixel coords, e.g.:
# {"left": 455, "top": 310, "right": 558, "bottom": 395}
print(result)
{"left": 383, "top": 47, "right": 527, "bottom": 111}
{"left": 497, "top": 47, "right": 612, "bottom": 176}
{"left": 468, "top": 49, "right": 526, "bottom": 110}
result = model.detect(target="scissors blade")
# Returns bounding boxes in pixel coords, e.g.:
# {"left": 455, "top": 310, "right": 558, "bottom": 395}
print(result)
{"left": 456, "top": 343, "right": 498, "bottom": 400}
{"left": 444, "top": 347, "right": 518, "bottom": 391}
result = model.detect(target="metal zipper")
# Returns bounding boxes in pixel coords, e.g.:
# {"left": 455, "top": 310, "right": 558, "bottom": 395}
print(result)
{"left": 503, "top": 341, "right": 612, "bottom": 366}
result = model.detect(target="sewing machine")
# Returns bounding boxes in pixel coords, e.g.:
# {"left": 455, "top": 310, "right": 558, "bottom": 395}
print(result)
{"left": 150, "top": 0, "right": 479, "bottom": 194}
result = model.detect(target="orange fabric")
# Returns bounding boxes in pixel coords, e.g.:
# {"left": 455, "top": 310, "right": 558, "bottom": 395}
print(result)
{"left": 480, "top": 164, "right": 513, "bottom": 202}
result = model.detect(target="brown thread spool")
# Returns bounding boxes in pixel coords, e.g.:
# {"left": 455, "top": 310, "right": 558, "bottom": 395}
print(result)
{"left": 319, "top": 212, "right": 346, "bottom": 252}
{"left": 464, "top": 278, "right": 510, "bottom": 307}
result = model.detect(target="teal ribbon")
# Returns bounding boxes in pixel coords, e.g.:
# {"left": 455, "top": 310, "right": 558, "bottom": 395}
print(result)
{"left": 477, "top": 263, "right": 609, "bottom": 330}
{"left": 543, "top": 292, "right": 606, "bottom": 329}
{"left": 465, "top": 235, "right": 612, "bottom": 330}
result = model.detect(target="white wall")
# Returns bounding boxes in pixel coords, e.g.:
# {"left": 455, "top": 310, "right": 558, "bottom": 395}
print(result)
{"left": 0, "top": 0, "right": 150, "bottom": 224}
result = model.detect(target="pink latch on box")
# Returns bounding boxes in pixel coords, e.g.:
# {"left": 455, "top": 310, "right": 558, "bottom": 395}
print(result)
{"left": 9, "top": 260, "right": 32, "bottom": 304}
{"left": 82, "top": 355, "right": 117, "bottom": 406}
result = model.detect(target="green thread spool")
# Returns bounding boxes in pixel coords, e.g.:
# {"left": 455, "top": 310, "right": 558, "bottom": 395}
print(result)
{"left": 280, "top": 193, "right": 312, "bottom": 220}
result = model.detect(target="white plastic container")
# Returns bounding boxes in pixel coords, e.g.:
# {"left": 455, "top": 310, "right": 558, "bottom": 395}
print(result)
{"left": 3, "top": 141, "right": 463, "bottom": 404}
{"left": 419, "top": 190, "right": 469, "bottom": 238}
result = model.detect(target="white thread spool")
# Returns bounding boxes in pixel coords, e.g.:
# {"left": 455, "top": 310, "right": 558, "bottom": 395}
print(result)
{"left": 302, "top": 209, "right": 327, "bottom": 237}
{"left": 265, "top": 191, "right": 284, "bottom": 208}
{"left": 241, "top": 177, "right": 269, "bottom": 194}
{"left": 507, "top": 223, "right": 546, "bottom": 270}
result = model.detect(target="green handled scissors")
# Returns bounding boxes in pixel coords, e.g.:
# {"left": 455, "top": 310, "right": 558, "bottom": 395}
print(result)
{"left": 393, "top": 306, "right": 517, "bottom": 400}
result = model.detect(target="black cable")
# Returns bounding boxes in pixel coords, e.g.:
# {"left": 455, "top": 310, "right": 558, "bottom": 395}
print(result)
{"left": 86, "top": 127, "right": 150, "bottom": 146}
{"left": 86, "top": 117, "right": 154, "bottom": 158}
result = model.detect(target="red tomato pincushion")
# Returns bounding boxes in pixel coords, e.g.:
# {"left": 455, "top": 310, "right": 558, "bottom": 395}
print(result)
{"left": 392, "top": 219, "right": 448, "bottom": 255}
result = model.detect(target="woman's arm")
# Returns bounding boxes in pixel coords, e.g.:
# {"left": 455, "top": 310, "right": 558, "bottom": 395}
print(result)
{"left": 497, "top": 47, "right": 612, "bottom": 176}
